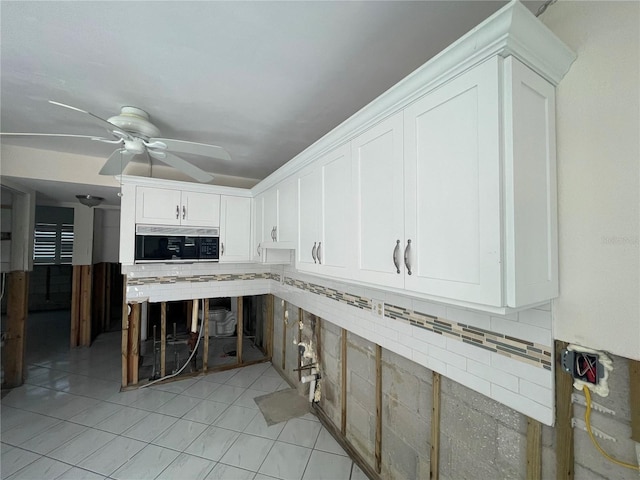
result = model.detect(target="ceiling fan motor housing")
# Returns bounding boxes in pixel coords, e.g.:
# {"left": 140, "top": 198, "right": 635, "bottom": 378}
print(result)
{"left": 108, "top": 106, "right": 160, "bottom": 139}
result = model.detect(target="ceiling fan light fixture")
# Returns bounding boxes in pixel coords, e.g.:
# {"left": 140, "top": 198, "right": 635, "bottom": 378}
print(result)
{"left": 107, "top": 106, "right": 160, "bottom": 138}
{"left": 76, "top": 194, "right": 104, "bottom": 208}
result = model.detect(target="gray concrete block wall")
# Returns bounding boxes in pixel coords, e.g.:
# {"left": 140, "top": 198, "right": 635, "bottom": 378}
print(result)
{"left": 381, "top": 349, "right": 432, "bottom": 480}
{"left": 319, "top": 319, "right": 342, "bottom": 427}
{"left": 346, "top": 331, "right": 376, "bottom": 467}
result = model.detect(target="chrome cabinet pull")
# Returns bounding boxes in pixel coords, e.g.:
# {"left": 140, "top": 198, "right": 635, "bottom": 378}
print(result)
{"left": 312, "top": 242, "right": 317, "bottom": 263}
{"left": 182, "top": 206, "right": 186, "bottom": 220}
{"left": 257, "top": 244, "right": 261, "bottom": 257}
{"left": 176, "top": 205, "right": 180, "bottom": 219}
{"left": 404, "top": 239, "right": 412, "bottom": 275}
{"left": 317, "top": 242, "right": 322, "bottom": 264}
{"left": 393, "top": 240, "right": 401, "bottom": 274}
{"left": 221, "top": 242, "right": 224, "bottom": 256}
{"left": 271, "top": 226, "right": 277, "bottom": 242}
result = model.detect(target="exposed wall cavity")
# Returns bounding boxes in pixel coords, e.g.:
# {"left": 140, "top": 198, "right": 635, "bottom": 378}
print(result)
{"left": 272, "top": 295, "right": 640, "bottom": 480}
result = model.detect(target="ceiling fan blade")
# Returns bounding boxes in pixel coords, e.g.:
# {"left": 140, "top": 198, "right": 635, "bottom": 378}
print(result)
{"left": 148, "top": 150, "right": 214, "bottom": 183}
{"left": 147, "top": 138, "right": 231, "bottom": 161}
{"left": 0, "top": 132, "right": 114, "bottom": 141}
{"left": 49, "top": 100, "right": 133, "bottom": 140}
{"left": 99, "top": 149, "right": 136, "bottom": 176}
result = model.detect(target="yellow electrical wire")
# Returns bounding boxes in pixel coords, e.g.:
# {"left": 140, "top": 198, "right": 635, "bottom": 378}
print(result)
{"left": 582, "top": 385, "right": 640, "bottom": 471}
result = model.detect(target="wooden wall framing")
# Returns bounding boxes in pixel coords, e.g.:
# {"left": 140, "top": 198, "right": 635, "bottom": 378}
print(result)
{"left": 2, "top": 271, "right": 29, "bottom": 388}
{"left": 430, "top": 371, "right": 441, "bottom": 480}
{"left": 70, "top": 264, "right": 92, "bottom": 347}
{"left": 555, "top": 340, "right": 574, "bottom": 480}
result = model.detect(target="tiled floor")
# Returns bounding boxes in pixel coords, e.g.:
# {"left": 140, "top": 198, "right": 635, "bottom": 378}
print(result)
{"left": 1, "top": 312, "right": 367, "bottom": 480}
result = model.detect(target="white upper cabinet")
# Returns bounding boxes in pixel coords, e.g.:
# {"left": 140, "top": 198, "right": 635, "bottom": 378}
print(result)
{"left": 136, "top": 186, "right": 220, "bottom": 227}
{"left": 262, "top": 187, "right": 278, "bottom": 242}
{"left": 252, "top": 194, "right": 264, "bottom": 261}
{"left": 404, "top": 56, "right": 503, "bottom": 306}
{"left": 277, "top": 176, "right": 298, "bottom": 244}
{"left": 297, "top": 143, "right": 352, "bottom": 277}
{"left": 220, "top": 195, "right": 251, "bottom": 263}
{"left": 351, "top": 112, "right": 405, "bottom": 288}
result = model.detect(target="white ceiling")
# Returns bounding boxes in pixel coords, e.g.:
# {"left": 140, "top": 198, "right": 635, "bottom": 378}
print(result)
{"left": 1, "top": 1, "right": 543, "bottom": 205}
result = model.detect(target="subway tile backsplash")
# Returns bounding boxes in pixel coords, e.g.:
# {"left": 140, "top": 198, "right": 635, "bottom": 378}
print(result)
{"left": 124, "top": 266, "right": 554, "bottom": 425}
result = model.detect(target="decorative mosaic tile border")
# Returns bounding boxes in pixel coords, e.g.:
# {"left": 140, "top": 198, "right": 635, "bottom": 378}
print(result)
{"left": 126, "top": 272, "right": 551, "bottom": 370}
{"left": 285, "top": 277, "right": 552, "bottom": 370}
{"left": 127, "top": 272, "right": 280, "bottom": 286}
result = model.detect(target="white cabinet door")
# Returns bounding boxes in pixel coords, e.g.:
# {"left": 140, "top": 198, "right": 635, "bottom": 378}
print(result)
{"left": 351, "top": 112, "right": 405, "bottom": 288}
{"left": 278, "top": 176, "right": 298, "bottom": 243}
{"left": 404, "top": 57, "right": 502, "bottom": 306}
{"left": 297, "top": 165, "right": 321, "bottom": 272}
{"left": 220, "top": 195, "right": 251, "bottom": 263}
{"left": 135, "top": 187, "right": 220, "bottom": 227}
{"left": 136, "top": 187, "right": 182, "bottom": 225}
{"left": 181, "top": 191, "right": 220, "bottom": 227}
{"left": 319, "top": 143, "right": 352, "bottom": 278}
{"left": 297, "top": 144, "right": 352, "bottom": 277}
{"left": 262, "top": 187, "right": 278, "bottom": 242}
{"left": 252, "top": 195, "right": 264, "bottom": 261}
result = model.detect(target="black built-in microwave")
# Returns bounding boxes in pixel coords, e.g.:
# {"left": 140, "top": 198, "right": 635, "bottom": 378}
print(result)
{"left": 135, "top": 225, "right": 219, "bottom": 263}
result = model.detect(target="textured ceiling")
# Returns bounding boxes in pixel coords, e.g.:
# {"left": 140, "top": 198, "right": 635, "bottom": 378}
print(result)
{"left": 1, "top": 1, "right": 542, "bottom": 201}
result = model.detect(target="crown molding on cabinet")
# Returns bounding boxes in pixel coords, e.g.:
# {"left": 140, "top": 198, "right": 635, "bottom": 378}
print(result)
{"left": 251, "top": 0, "right": 575, "bottom": 196}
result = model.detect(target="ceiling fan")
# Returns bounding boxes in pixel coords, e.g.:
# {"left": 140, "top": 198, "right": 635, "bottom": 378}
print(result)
{"left": 1, "top": 101, "right": 231, "bottom": 183}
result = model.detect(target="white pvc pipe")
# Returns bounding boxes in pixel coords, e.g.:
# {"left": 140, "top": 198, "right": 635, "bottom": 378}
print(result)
{"left": 190, "top": 299, "right": 198, "bottom": 333}
{"left": 308, "top": 368, "right": 317, "bottom": 403}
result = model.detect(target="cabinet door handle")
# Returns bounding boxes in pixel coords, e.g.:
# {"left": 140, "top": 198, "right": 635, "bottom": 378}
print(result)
{"left": 312, "top": 242, "right": 317, "bottom": 263}
{"left": 176, "top": 205, "right": 180, "bottom": 219}
{"left": 393, "top": 240, "right": 401, "bottom": 274}
{"left": 182, "top": 206, "right": 186, "bottom": 220}
{"left": 221, "top": 242, "right": 224, "bottom": 256}
{"left": 257, "top": 244, "right": 261, "bottom": 257}
{"left": 404, "top": 239, "right": 412, "bottom": 275}
{"left": 317, "top": 242, "right": 322, "bottom": 265}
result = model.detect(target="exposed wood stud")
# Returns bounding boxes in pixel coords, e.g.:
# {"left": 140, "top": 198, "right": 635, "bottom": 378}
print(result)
{"left": 160, "top": 302, "right": 167, "bottom": 377}
{"left": 121, "top": 276, "right": 128, "bottom": 388}
{"left": 314, "top": 314, "right": 322, "bottom": 369}
{"left": 237, "top": 297, "right": 244, "bottom": 364}
{"left": 2, "top": 271, "right": 29, "bottom": 388}
{"left": 129, "top": 303, "right": 140, "bottom": 385}
{"left": 281, "top": 301, "right": 287, "bottom": 371}
{"left": 298, "top": 308, "right": 303, "bottom": 382}
{"left": 375, "top": 344, "right": 382, "bottom": 474}
{"left": 105, "top": 263, "right": 112, "bottom": 332}
{"left": 630, "top": 360, "right": 640, "bottom": 442}
{"left": 341, "top": 328, "right": 347, "bottom": 435}
{"left": 555, "top": 340, "right": 574, "bottom": 480}
{"left": 430, "top": 371, "right": 441, "bottom": 480}
{"left": 266, "top": 295, "right": 274, "bottom": 359}
{"left": 203, "top": 298, "right": 209, "bottom": 373}
{"left": 526, "top": 417, "right": 542, "bottom": 480}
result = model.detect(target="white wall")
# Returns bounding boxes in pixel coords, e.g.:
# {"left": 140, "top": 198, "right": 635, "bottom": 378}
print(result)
{"left": 542, "top": 1, "right": 640, "bottom": 359}
{"left": 93, "top": 209, "right": 120, "bottom": 263}
{"left": 1, "top": 189, "right": 13, "bottom": 272}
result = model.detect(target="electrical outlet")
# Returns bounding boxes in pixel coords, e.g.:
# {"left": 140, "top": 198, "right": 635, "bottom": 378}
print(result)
{"left": 371, "top": 299, "right": 384, "bottom": 318}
